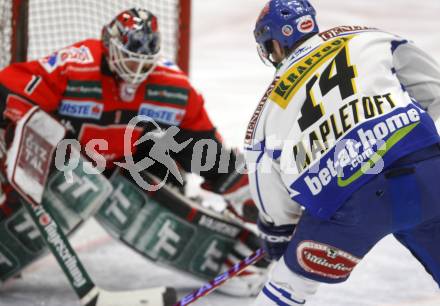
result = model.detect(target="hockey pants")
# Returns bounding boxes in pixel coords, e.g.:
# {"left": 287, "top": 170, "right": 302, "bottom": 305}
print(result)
{"left": 283, "top": 143, "right": 440, "bottom": 285}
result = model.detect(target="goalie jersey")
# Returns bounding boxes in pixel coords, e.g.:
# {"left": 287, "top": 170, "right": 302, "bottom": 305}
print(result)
{"left": 0, "top": 39, "right": 226, "bottom": 179}
{"left": 245, "top": 27, "right": 440, "bottom": 223}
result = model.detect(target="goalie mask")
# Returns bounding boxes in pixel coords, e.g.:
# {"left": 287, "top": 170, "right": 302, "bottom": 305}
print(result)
{"left": 102, "top": 8, "right": 161, "bottom": 84}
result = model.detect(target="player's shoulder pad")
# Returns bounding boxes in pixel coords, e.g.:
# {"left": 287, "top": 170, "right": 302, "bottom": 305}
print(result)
{"left": 153, "top": 58, "right": 187, "bottom": 77}
{"left": 157, "top": 57, "right": 182, "bottom": 71}
{"left": 38, "top": 39, "right": 101, "bottom": 74}
{"left": 150, "top": 58, "right": 191, "bottom": 86}
{"left": 317, "top": 25, "right": 381, "bottom": 41}
{"left": 318, "top": 26, "right": 411, "bottom": 53}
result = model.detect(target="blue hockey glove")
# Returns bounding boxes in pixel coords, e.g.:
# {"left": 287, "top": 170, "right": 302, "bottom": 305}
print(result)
{"left": 257, "top": 218, "right": 295, "bottom": 261}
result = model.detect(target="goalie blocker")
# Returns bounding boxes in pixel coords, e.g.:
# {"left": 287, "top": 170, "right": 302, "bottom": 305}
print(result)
{"left": 0, "top": 107, "right": 115, "bottom": 285}
{"left": 0, "top": 108, "right": 177, "bottom": 306}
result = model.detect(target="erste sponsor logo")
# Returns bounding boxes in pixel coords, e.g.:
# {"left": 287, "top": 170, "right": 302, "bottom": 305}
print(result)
{"left": 138, "top": 103, "right": 185, "bottom": 125}
{"left": 59, "top": 100, "right": 103, "bottom": 120}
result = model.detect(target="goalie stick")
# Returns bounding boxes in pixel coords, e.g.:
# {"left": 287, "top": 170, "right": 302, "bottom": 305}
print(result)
{"left": 173, "top": 248, "right": 265, "bottom": 306}
{"left": 21, "top": 199, "right": 176, "bottom": 306}
{"left": 6, "top": 107, "right": 176, "bottom": 306}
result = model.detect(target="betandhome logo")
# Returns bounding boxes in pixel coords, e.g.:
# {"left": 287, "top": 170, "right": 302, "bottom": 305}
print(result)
{"left": 59, "top": 100, "right": 103, "bottom": 119}
{"left": 304, "top": 107, "right": 421, "bottom": 195}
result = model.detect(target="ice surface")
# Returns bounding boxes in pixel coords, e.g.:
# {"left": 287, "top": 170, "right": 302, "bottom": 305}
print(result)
{"left": 1, "top": 0, "right": 440, "bottom": 305}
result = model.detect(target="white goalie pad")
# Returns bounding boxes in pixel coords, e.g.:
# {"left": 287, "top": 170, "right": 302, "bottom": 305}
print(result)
{"left": 217, "top": 240, "right": 270, "bottom": 297}
{"left": 82, "top": 286, "right": 176, "bottom": 306}
{"left": 6, "top": 107, "right": 66, "bottom": 204}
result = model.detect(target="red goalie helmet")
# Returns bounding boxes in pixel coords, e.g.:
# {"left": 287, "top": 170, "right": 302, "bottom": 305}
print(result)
{"left": 102, "top": 8, "right": 161, "bottom": 84}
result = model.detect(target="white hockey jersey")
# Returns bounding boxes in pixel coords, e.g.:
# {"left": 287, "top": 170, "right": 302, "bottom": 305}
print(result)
{"left": 244, "top": 27, "right": 440, "bottom": 225}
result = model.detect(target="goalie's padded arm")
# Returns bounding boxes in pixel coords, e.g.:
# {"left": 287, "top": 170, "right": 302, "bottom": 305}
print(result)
{"left": 0, "top": 85, "right": 34, "bottom": 150}
{"left": 171, "top": 127, "right": 240, "bottom": 184}
{"left": 0, "top": 83, "right": 43, "bottom": 125}
{"left": 0, "top": 60, "right": 66, "bottom": 123}
{"left": 0, "top": 84, "right": 9, "bottom": 128}
{"left": 0, "top": 84, "right": 49, "bottom": 148}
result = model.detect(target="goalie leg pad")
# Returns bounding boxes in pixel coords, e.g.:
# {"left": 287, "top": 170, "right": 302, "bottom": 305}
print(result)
{"left": 96, "top": 172, "right": 269, "bottom": 296}
{"left": 0, "top": 157, "right": 112, "bottom": 283}
{"left": 217, "top": 239, "right": 271, "bottom": 297}
{"left": 92, "top": 287, "right": 177, "bottom": 306}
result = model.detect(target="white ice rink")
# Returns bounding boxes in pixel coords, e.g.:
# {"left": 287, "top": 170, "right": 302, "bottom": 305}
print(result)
{"left": 1, "top": 0, "right": 440, "bottom": 305}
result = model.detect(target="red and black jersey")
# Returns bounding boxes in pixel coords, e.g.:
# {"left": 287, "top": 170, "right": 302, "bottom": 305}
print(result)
{"left": 0, "top": 39, "right": 232, "bottom": 182}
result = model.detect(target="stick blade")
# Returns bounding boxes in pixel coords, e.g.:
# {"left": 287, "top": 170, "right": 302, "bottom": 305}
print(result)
{"left": 90, "top": 287, "right": 177, "bottom": 306}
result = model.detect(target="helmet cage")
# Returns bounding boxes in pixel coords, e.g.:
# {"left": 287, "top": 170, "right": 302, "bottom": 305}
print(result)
{"left": 256, "top": 40, "right": 276, "bottom": 67}
{"left": 108, "top": 35, "right": 160, "bottom": 84}
{"left": 255, "top": 24, "right": 277, "bottom": 66}
{"left": 103, "top": 8, "right": 162, "bottom": 84}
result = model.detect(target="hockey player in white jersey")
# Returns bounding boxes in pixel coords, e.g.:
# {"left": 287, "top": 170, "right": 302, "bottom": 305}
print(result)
{"left": 246, "top": 0, "right": 440, "bottom": 304}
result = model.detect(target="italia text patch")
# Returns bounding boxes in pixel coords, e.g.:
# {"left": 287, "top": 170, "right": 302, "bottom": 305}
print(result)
{"left": 319, "top": 26, "right": 377, "bottom": 41}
